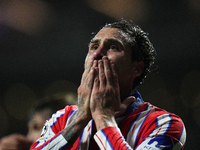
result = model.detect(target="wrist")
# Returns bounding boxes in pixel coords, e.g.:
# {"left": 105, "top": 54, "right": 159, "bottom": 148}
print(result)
{"left": 76, "top": 109, "right": 91, "bottom": 124}
{"left": 93, "top": 113, "right": 117, "bottom": 131}
{"left": 61, "top": 114, "right": 90, "bottom": 144}
{"left": 76, "top": 114, "right": 91, "bottom": 126}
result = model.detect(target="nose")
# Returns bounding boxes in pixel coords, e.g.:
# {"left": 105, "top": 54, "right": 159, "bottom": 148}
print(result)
{"left": 93, "top": 46, "right": 107, "bottom": 60}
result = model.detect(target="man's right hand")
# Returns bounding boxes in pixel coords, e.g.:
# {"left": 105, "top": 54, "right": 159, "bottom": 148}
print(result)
{"left": 77, "top": 59, "right": 97, "bottom": 121}
{"left": 61, "top": 59, "right": 97, "bottom": 144}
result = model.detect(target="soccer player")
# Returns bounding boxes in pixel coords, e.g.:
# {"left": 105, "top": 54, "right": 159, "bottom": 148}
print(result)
{"left": 30, "top": 19, "right": 186, "bottom": 150}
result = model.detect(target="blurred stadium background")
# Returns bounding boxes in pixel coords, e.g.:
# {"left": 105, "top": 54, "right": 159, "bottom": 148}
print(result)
{"left": 0, "top": 0, "right": 200, "bottom": 149}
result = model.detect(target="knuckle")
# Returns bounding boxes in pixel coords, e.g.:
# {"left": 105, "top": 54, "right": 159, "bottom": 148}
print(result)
{"left": 94, "top": 77, "right": 99, "bottom": 82}
{"left": 100, "top": 74, "right": 105, "bottom": 80}
{"left": 112, "top": 73, "right": 117, "bottom": 79}
{"left": 106, "top": 70, "right": 111, "bottom": 75}
{"left": 77, "top": 86, "right": 82, "bottom": 92}
{"left": 106, "top": 86, "right": 114, "bottom": 94}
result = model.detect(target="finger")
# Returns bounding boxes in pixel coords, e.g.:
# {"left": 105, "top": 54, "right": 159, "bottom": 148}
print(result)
{"left": 115, "top": 96, "right": 135, "bottom": 117}
{"left": 98, "top": 60, "right": 106, "bottom": 87}
{"left": 81, "top": 59, "right": 95, "bottom": 83}
{"left": 85, "top": 63, "right": 96, "bottom": 88}
{"left": 84, "top": 59, "right": 93, "bottom": 74}
{"left": 84, "top": 56, "right": 94, "bottom": 71}
{"left": 110, "top": 61, "right": 118, "bottom": 87}
{"left": 93, "top": 67, "right": 99, "bottom": 89}
{"left": 103, "top": 56, "right": 112, "bottom": 84}
{"left": 92, "top": 60, "right": 98, "bottom": 69}
{"left": 82, "top": 60, "right": 97, "bottom": 84}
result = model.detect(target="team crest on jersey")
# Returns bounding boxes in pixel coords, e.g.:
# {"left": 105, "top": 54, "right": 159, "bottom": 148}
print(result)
{"left": 41, "top": 124, "right": 48, "bottom": 137}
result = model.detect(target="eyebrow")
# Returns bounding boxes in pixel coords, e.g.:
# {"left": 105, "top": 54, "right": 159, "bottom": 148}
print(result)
{"left": 89, "top": 39, "right": 100, "bottom": 44}
{"left": 89, "top": 38, "right": 125, "bottom": 48}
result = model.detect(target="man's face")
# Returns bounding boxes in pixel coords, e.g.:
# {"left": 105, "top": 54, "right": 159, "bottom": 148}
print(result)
{"left": 27, "top": 112, "right": 50, "bottom": 143}
{"left": 85, "top": 28, "right": 136, "bottom": 95}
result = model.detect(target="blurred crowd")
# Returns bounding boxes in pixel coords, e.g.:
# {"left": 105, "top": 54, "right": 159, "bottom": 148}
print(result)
{"left": 0, "top": 79, "right": 78, "bottom": 150}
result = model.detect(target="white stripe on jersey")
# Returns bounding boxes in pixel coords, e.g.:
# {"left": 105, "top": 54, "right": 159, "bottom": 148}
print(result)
{"left": 41, "top": 134, "right": 67, "bottom": 150}
{"left": 115, "top": 127, "right": 132, "bottom": 150}
{"left": 78, "top": 120, "right": 93, "bottom": 150}
{"left": 64, "top": 109, "right": 78, "bottom": 128}
{"left": 149, "top": 114, "right": 172, "bottom": 137}
{"left": 126, "top": 104, "right": 155, "bottom": 148}
{"left": 173, "top": 123, "right": 186, "bottom": 150}
{"left": 157, "top": 114, "right": 171, "bottom": 127}
{"left": 49, "top": 109, "right": 66, "bottom": 127}
{"left": 94, "top": 130, "right": 113, "bottom": 150}
{"left": 179, "top": 123, "right": 186, "bottom": 145}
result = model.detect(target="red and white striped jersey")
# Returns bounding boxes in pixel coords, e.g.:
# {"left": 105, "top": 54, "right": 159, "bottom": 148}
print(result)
{"left": 30, "top": 91, "right": 186, "bottom": 150}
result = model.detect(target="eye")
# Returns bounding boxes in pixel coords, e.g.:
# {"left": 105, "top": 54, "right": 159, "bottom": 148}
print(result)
{"left": 33, "top": 124, "right": 43, "bottom": 131}
{"left": 90, "top": 44, "right": 99, "bottom": 50}
{"left": 109, "top": 45, "right": 119, "bottom": 51}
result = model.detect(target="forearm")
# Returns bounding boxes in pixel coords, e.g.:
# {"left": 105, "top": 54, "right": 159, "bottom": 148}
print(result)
{"left": 61, "top": 115, "right": 90, "bottom": 145}
{"left": 30, "top": 116, "right": 89, "bottom": 150}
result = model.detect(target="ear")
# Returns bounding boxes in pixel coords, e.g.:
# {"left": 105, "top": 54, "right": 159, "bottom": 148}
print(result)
{"left": 131, "top": 61, "right": 144, "bottom": 78}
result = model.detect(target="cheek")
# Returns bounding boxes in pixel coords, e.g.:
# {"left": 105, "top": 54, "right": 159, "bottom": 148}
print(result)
{"left": 109, "top": 54, "right": 128, "bottom": 66}
{"left": 32, "top": 131, "right": 42, "bottom": 141}
{"left": 113, "top": 57, "right": 132, "bottom": 74}
{"left": 27, "top": 130, "right": 43, "bottom": 143}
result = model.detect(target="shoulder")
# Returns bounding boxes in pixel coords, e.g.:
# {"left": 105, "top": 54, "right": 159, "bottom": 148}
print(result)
{"left": 47, "top": 105, "right": 78, "bottom": 131}
{"left": 141, "top": 102, "right": 185, "bottom": 133}
{"left": 120, "top": 102, "right": 186, "bottom": 145}
{"left": 50, "top": 105, "right": 78, "bottom": 120}
{"left": 140, "top": 102, "right": 186, "bottom": 145}
{"left": 144, "top": 102, "right": 184, "bottom": 128}
{"left": 64, "top": 104, "right": 78, "bottom": 110}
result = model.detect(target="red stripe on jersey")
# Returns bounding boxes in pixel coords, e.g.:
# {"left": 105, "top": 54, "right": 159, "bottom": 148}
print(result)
{"left": 95, "top": 134, "right": 106, "bottom": 150}
{"left": 119, "top": 102, "right": 184, "bottom": 148}
{"left": 71, "top": 137, "right": 80, "bottom": 150}
{"left": 165, "top": 113, "right": 184, "bottom": 142}
{"left": 30, "top": 141, "right": 39, "bottom": 149}
{"left": 128, "top": 124, "right": 136, "bottom": 144}
{"left": 136, "top": 107, "right": 170, "bottom": 146}
{"left": 119, "top": 102, "right": 149, "bottom": 139}
{"left": 51, "top": 105, "right": 78, "bottom": 134}
{"left": 102, "top": 127, "right": 130, "bottom": 150}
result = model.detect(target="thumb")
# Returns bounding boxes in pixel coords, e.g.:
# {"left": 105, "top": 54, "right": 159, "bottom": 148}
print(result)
{"left": 115, "top": 96, "right": 136, "bottom": 117}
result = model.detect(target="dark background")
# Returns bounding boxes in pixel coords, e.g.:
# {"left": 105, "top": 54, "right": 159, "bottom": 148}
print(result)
{"left": 0, "top": 0, "right": 200, "bottom": 149}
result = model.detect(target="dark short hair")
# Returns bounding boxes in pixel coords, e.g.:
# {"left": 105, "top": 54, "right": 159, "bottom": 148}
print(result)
{"left": 103, "top": 19, "right": 156, "bottom": 89}
{"left": 27, "top": 99, "right": 67, "bottom": 123}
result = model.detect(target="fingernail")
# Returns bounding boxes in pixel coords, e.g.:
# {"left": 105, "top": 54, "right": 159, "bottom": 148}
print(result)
{"left": 131, "top": 96, "right": 136, "bottom": 101}
{"left": 110, "top": 61, "right": 115, "bottom": 66}
{"left": 98, "top": 60, "right": 102, "bottom": 65}
{"left": 93, "top": 60, "right": 97, "bottom": 65}
{"left": 103, "top": 56, "right": 108, "bottom": 60}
